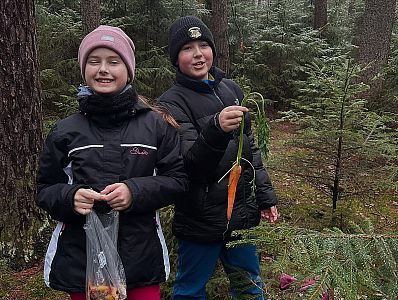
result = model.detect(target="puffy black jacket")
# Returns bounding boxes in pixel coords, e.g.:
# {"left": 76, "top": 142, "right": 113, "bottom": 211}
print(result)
{"left": 36, "top": 97, "right": 187, "bottom": 293}
{"left": 158, "top": 67, "right": 277, "bottom": 242}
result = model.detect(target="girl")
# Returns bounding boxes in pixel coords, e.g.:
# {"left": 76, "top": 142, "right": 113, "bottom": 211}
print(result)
{"left": 37, "top": 25, "right": 187, "bottom": 300}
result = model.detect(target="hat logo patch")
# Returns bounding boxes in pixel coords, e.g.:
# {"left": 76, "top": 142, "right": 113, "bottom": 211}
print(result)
{"left": 188, "top": 27, "right": 202, "bottom": 39}
{"left": 101, "top": 35, "right": 115, "bottom": 42}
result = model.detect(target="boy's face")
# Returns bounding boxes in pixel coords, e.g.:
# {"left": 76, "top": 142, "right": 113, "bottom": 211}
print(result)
{"left": 84, "top": 47, "right": 129, "bottom": 95}
{"left": 177, "top": 40, "right": 213, "bottom": 80}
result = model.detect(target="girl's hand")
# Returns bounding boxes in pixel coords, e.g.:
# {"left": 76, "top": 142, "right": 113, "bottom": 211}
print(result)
{"left": 218, "top": 106, "right": 248, "bottom": 133}
{"left": 100, "top": 183, "right": 133, "bottom": 211}
{"left": 74, "top": 188, "right": 101, "bottom": 215}
{"left": 261, "top": 206, "right": 279, "bottom": 223}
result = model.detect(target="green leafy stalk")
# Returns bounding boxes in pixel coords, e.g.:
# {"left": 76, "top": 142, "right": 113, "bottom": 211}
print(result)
{"left": 218, "top": 91, "right": 271, "bottom": 184}
{"left": 236, "top": 93, "right": 251, "bottom": 166}
{"left": 236, "top": 91, "right": 270, "bottom": 165}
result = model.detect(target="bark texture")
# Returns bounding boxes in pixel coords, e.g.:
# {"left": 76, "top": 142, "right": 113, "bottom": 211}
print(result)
{"left": 81, "top": 0, "right": 101, "bottom": 34}
{"left": 211, "top": 0, "right": 230, "bottom": 75}
{"left": 314, "top": 0, "right": 328, "bottom": 30}
{"left": 355, "top": 0, "right": 396, "bottom": 101}
{"left": 0, "top": 0, "right": 44, "bottom": 269}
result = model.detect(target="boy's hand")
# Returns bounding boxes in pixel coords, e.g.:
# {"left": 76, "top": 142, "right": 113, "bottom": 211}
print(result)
{"left": 261, "top": 206, "right": 279, "bottom": 223}
{"left": 74, "top": 188, "right": 101, "bottom": 215}
{"left": 218, "top": 106, "right": 248, "bottom": 133}
{"left": 100, "top": 183, "right": 133, "bottom": 211}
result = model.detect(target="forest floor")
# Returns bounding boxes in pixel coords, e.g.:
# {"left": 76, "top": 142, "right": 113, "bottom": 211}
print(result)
{"left": 0, "top": 262, "right": 68, "bottom": 300}
{"left": 1, "top": 120, "right": 397, "bottom": 300}
{"left": 268, "top": 121, "right": 398, "bottom": 233}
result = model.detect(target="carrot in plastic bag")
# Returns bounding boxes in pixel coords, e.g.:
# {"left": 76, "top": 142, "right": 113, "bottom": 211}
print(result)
{"left": 227, "top": 164, "right": 241, "bottom": 221}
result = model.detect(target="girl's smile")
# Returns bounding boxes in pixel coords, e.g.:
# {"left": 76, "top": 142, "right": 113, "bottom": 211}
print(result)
{"left": 84, "top": 47, "right": 129, "bottom": 95}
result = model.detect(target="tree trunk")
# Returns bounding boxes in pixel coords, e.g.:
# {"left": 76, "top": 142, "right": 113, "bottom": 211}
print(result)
{"left": 211, "top": 0, "right": 230, "bottom": 75}
{"left": 348, "top": 0, "right": 355, "bottom": 16}
{"left": 314, "top": 0, "right": 327, "bottom": 30}
{"left": 81, "top": 0, "right": 101, "bottom": 34}
{"left": 0, "top": 0, "right": 45, "bottom": 269}
{"left": 332, "top": 61, "right": 352, "bottom": 211}
{"left": 145, "top": 0, "right": 162, "bottom": 50}
{"left": 355, "top": 0, "right": 396, "bottom": 102}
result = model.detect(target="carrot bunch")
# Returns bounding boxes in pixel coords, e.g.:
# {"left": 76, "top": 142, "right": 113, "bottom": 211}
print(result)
{"left": 220, "top": 91, "right": 270, "bottom": 233}
{"left": 227, "top": 164, "right": 241, "bottom": 220}
{"left": 226, "top": 98, "right": 246, "bottom": 222}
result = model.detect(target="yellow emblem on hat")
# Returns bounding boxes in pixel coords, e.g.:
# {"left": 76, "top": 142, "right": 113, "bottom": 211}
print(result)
{"left": 188, "top": 27, "right": 202, "bottom": 39}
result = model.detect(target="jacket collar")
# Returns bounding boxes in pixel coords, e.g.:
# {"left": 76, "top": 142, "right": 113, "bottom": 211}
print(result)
{"left": 80, "top": 92, "right": 151, "bottom": 128}
{"left": 175, "top": 66, "right": 225, "bottom": 93}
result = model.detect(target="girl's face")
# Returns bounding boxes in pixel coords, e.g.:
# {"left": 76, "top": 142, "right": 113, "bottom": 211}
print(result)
{"left": 177, "top": 40, "right": 213, "bottom": 81}
{"left": 84, "top": 47, "right": 129, "bottom": 95}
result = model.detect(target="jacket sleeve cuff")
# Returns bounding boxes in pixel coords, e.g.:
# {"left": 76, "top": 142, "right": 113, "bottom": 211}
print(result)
{"left": 122, "top": 179, "right": 140, "bottom": 212}
{"left": 256, "top": 190, "right": 278, "bottom": 210}
{"left": 213, "top": 112, "right": 223, "bottom": 131}
{"left": 201, "top": 114, "right": 231, "bottom": 151}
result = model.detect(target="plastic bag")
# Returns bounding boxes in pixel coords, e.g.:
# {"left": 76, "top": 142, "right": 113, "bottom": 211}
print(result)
{"left": 84, "top": 210, "right": 127, "bottom": 300}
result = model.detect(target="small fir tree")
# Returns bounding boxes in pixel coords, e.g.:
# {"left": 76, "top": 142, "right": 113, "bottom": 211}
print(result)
{"left": 281, "top": 55, "right": 397, "bottom": 210}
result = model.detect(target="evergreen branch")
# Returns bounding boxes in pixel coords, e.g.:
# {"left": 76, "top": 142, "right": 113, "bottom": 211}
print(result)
{"left": 229, "top": 222, "right": 398, "bottom": 297}
{"left": 294, "top": 233, "right": 398, "bottom": 240}
{"left": 307, "top": 268, "right": 329, "bottom": 300}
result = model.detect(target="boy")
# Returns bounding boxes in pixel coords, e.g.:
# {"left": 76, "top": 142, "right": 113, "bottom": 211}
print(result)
{"left": 158, "top": 16, "right": 278, "bottom": 299}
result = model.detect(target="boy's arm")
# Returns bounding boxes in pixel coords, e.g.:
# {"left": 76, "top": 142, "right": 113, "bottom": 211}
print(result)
{"left": 158, "top": 101, "right": 231, "bottom": 182}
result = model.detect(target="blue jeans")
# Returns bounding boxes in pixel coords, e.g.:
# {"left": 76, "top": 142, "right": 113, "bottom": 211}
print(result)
{"left": 173, "top": 239, "right": 264, "bottom": 300}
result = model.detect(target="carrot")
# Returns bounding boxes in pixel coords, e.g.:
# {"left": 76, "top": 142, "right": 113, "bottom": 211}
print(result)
{"left": 227, "top": 164, "right": 242, "bottom": 221}
{"left": 225, "top": 96, "right": 247, "bottom": 223}
{"left": 220, "top": 91, "right": 269, "bottom": 234}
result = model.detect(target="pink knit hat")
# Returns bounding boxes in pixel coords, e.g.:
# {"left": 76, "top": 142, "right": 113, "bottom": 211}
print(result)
{"left": 78, "top": 25, "right": 136, "bottom": 81}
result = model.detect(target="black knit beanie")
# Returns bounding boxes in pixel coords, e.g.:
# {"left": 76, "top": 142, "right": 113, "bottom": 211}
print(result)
{"left": 169, "top": 16, "right": 216, "bottom": 66}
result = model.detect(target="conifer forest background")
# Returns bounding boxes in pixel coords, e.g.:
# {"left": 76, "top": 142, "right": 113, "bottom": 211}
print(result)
{"left": 0, "top": 0, "right": 397, "bottom": 299}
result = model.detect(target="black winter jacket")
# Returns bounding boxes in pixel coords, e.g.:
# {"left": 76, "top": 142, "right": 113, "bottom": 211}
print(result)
{"left": 158, "top": 67, "right": 277, "bottom": 242}
{"left": 36, "top": 93, "right": 187, "bottom": 293}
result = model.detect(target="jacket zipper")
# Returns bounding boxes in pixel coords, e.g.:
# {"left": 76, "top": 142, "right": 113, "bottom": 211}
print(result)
{"left": 213, "top": 89, "right": 224, "bottom": 109}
